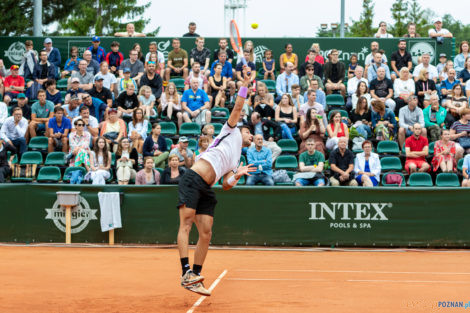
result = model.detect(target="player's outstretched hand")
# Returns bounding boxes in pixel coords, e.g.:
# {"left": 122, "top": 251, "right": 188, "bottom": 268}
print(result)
{"left": 236, "top": 162, "right": 257, "bottom": 178}
{"left": 241, "top": 66, "right": 252, "bottom": 86}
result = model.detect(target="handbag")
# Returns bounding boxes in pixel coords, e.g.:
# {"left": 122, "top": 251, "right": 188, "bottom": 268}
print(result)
{"left": 385, "top": 173, "right": 403, "bottom": 185}
{"left": 12, "top": 164, "right": 37, "bottom": 179}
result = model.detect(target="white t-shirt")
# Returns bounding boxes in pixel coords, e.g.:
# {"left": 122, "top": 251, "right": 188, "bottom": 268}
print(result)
{"left": 465, "top": 80, "right": 470, "bottom": 93}
{"left": 393, "top": 78, "right": 415, "bottom": 98}
{"left": 72, "top": 115, "right": 99, "bottom": 131}
{"left": 412, "top": 64, "right": 439, "bottom": 81}
{"left": 347, "top": 77, "right": 369, "bottom": 96}
{"left": 428, "top": 28, "right": 451, "bottom": 36}
{"left": 365, "top": 53, "right": 388, "bottom": 66}
{"left": 95, "top": 72, "right": 117, "bottom": 90}
{"left": 145, "top": 51, "right": 165, "bottom": 64}
{"left": 376, "top": 33, "right": 394, "bottom": 38}
{"left": 197, "top": 122, "right": 242, "bottom": 184}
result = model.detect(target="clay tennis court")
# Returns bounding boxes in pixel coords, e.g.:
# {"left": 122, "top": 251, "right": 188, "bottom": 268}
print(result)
{"left": 1, "top": 245, "right": 469, "bottom": 313}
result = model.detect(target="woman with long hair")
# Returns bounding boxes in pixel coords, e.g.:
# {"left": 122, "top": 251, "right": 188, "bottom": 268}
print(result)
{"left": 132, "top": 42, "right": 145, "bottom": 63}
{"left": 415, "top": 68, "right": 437, "bottom": 108}
{"left": 128, "top": 108, "right": 148, "bottom": 153}
{"left": 138, "top": 85, "right": 156, "bottom": 118}
{"left": 209, "top": 63, "right": 227, "bottom": 108}
{"left": 326, "top": 110, "right": 349, "bottom": 150}
{"left": 432, "top": 129, "right": 456, "bottom": 173}
{"left": 160, "top": 82, "right": 182, "bottom": 127}
{"left": 350, "top": 96, "right": 372, "bottom": 139}
{"left": 86, "top": 137, "right": 111, "bottom": 184}
{"left": 275, "top": 94, "right": 298, "bottom": 140}
{"left": 454, "top": 41, "right": 469, "bottom": 74}
{"left": 160, "top": 153, "right": 185, "bottom": 184}
{"left": 298, "top": 108, "right": 325, "bottom": 155}
{"left": 115, "top": 137, "right": 138, "bottom": 185}
{"left": 142, "top": 123, "right": 169, "bottom": 168}
{"left": 135, "top": 156, "right": 161, "bottom": 185}
{"left": 393, "top": 67, "right": 415, "bottom": 113}
{"left": 351, "top": 81, "right": 371, "bottom": 110}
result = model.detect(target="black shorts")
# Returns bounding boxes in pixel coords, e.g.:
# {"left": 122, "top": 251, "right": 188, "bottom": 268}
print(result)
{"left": 177, "top": 169, "right": 217, "bottom": 217}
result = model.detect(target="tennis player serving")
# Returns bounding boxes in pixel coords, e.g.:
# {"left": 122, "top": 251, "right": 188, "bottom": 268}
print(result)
{"left": 177, "top": 67, "right": 256, "bottom": 296}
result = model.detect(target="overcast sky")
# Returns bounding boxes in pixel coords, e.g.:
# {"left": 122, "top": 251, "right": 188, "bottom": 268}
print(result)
{"left": 140, "top": 0, "right": 469, "bottom": 37}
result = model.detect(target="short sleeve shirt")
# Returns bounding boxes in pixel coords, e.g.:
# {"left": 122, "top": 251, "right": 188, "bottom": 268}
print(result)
{"left": 120, "top": 59, "right": 145, "bottom": 78}
{"left": 329, "top": 148, "right": 355, "bottom": 171}
{"left": 299, "top": 150, "right": 325, "bottom": 166}
{"left": 168, "top": 49, "right": 188, "bottom": 68}
{"left": 190, "top": 47, "right": 211, "bottom": 67}
{"left": 31, "top": 101, "right": 54, "bottom": 118}
{"left": 370, "top": 78, "right": 393, "bottom": 98}
{"left": 48, "top": 116, "right": 72, "bottom": 134}
{"left": 451, "top": 120, "right": 470, "bottom": 135}
{"left": 390, "top": 50, "right": 412, "bottom": 71}
{"left": 462, "top": 154, "right": 470, "bottom": 173}
{"left": 62, "top": 104, "right": 80, "bottom": 119}
{"left": 71, "top": 71, "right": 94, "bottom": 85}
{"left": 4, "top": 75, "right": 25, "bottom": 94}
{"left": 170, "top": 147, "right": 194, "bottom": 162}
{"left": 197, "top": 122, "right": 242, "bottom": 183}
{"left": 405, "top": 135, "right": 428, "bottom": 161}
{"left": 181, "top": 89, "right": 209, "bottom": 111}
{"left": 236, "top": 61, "right": 256, "bottom": 72}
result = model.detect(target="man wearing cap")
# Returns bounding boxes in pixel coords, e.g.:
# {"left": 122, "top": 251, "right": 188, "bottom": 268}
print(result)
{"left": 140, "top": 61, "right": 163, "bottom": 100}
{"left": 64, "top": 78, "right": 85, "bottom": 104}
{"left": 32, "top": 50, "right": 56, "bottom": 88}
{"left": 43, "top": 38, "right": 61, "bottom": 77}
{"left": 0, "top": 107, "right": 28, "bottom": 157}
{"left": 69, "top": 60, "right": 94, "bottom": 91}
{"left": 80, "top": 93, "right": 108, "bottom": 123}
{"left": 87, "top": 36, "right": 106, "bottom": 64}
{"left": 29, "top": 89, "right": 54, "bottom": 140}
{"left": 89, "top": 76, "right": 113, "bottom": 108}
{"left": 170, "top": 136, "right": 194, "bottom": 168}
{"left": 3, "top": 65, "right": 25, "bottom": 106}
{"left": 47, "top": 106, "right": 71, "bottom": 153}
{"left": 63, "top": 95, "right": 81, "bottom": 119}
{"left": 119, "top": 49, "right": 145, "bottom": 82}
{"left": 181, "top": 78, "right": 211, "bottom": 126}
{"left": 437, "top": 53, "right": 447, "bottom": 77}
{"left": 10, "top": 93, "right": 31, "bottom": 121}
{"left": 77, "top": 50, "right": 100, "bottom": 76}
{"left": 429, "top": 18, "right": 453, "bottom": 40}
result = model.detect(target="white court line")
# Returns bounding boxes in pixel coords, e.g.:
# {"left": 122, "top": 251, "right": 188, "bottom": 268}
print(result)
{"left": 227, "top": 278, "right": 470, "bottom": 284}
{"left": 186, "top": 269, "right": 228, "bottom": 313}
{"left": 235, "top": 269, "right": 470, "bottom": 275}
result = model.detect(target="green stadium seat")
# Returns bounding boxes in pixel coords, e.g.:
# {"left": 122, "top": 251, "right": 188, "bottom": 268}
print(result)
{"left": 259, "top": 79, "right": 276, "bottom": 93}
{"left": 274, "top": 155, "right": 298, "bottom": 170}
{"left": 169, "top": 78, "right": 185, "bottom": 92}
{"left": 210, "top": 123, "right": 223, "bottom": 136}
{"left": 60, "top": 90, "right": 67, "bottom": 102}
{"left": 377, "top": 140, "right": 400, "bottom": 155}
{"left": 239, "top": 155, "right": 247, "bottom": 166}
{"left": 435, "top": 173, "right": 460, "bottom": 187}
{"left": 44, "top": 152, "right": 66, "bottom": 166}
{"left": 275, "top": 170, "right": 295, "bottom": 186}
{"left": 160, "top": 121, "right": 177, "bottom": 136}
{"left": 111, "top": 153, "right": 116, "bottom": 166}
{"left": 62, "top": 167, "right": 87, "bottom": 183}
{"left": 277, "top": 139, "right": 298, "bottom": 154}
{"left": 326, "top": 94, "right": 345, "bottom": 108}
{"left": 211, "top": 107, "right": 229, "bottom": 122}
{"left": 20, "top": 151, "right": 43, "bottom": 165}
{"left": 457, "top": 158, "right": 464, "bottom": 172}
{"left": 156, "top": 167, "right": 164, "bottom": 176}
{"left": 28, "top": 136, "right": 48, "bottom": 151}
{"left": 179, "top": 122, "right": 201, "bottom": 137}
{"left": 380, "top": 156, "right": 402, "bottom": 172}
{"left": 381, "top": 172, "right": 405, "bottom": 187}
{"left": 165, "top": 138, "right": 174, "bottom": 150}
{"left": 428, "top": 141, "right": 435, "bottom": 157}
{"left": 408, "top": 172, "right": 433, "bottom": 187}
{"left": 327, "top": 109, "right": 348, "bottom": 120}
{"left": 37, "top": 166, "right": 61, "bottom": 183}
{"left": 57, "top": 78, "right": 68, "bottom": 91}
{"left": 188, "top": 138, "right": 197, "bottom": 151}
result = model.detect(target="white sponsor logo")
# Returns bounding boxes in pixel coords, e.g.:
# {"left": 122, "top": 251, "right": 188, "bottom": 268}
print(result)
{"left": 254, "top": 45, "right": 269, "bottom": 64}
{"left": 158, "top": 40, "right": 171, "bottom": 61}
{"left": 4, "top": 42, "right": 26, "bottom": 64}
{"left": 45, "top": 196, "right": 97, "bottom": 233}
{"left": 410, "top": 42, "right": 435, "bottom": 65}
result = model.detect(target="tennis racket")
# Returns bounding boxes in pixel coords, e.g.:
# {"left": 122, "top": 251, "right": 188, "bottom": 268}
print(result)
{"left": 229, "top": 19, "right": 251, "bottom": 75}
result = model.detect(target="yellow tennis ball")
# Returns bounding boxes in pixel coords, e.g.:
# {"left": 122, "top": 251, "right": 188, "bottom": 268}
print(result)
{"left": 251, "top": 23, "right": 259, "bottom": 29}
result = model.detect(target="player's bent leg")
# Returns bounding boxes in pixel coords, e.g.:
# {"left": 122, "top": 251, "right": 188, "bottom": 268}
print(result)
{"left": 193, "top": 213, "right": 214, "bottom": 271}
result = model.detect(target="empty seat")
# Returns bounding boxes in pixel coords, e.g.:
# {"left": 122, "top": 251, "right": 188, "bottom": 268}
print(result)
{"left": 435, "top": 173, "right": 460, "bottom": 187}
{"left": 45, "top": 152, "right": 66, "bottom": 166}
{"left": 408, "top": 172, "right": 433, "bottom": 187}
{"left": 211, "top": 108, "right": 229, "bottom": 122}
{"left": 159, "top": 122, "right": 177, "bottom": 136}
{"left": 380, "top": 156, "right": 402, "bottom": 172}
{"left": 37, "top": 166, "right": 61, "bottom": 183}
{"left": 259, "top": 79, "right": 276, "bottom": 93}
{"left": 210, "top": 123, "right": 223, "bottom": 136}
{"left": 277, "top": 139, "right": 298, "bottom": 154}
{"left": 28, "top": 136, "right": 48, "bottom": 151}
{"left": 326, "top": 94, "right": 345, "bottom": 108}
{"left": 20, "top": 151, "right": 43, "bottom": 165}
{"left": 274, "top": 155, "right": 298, "bottom": 170}
{"left": 179, "top": 122, "right": 201, "bottom": 137}
{"left": 169, "top": 78, "right": 185, "bottom": 92}
{"left": 188, "top": 138, "right": 197, "bottom": 151}
{"left": 165, "top": 138, "right": 174, "bottom": 150}
{"left": 377, "top": 140, "right": 400, "bottom": 155}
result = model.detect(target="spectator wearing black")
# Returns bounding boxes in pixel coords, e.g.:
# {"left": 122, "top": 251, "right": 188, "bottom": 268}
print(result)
{"left": 139, "top": 61, "right": 163, "bottom": 101}
{"left": 324, "top": 49, "right": 346, "bottom": 96}
{"left": 329, "top": 137, "right": 358, "bottom": 186}
{"left": 299, "top": 49, "right": 323, "bottom": 79}
{"left": 160, "top": 153, "right": 186, "bottom": 184}
{"left": 182, "top": 22, "right": 200, "bottom": 37}
{"left": 32, "top": 50, "right": 56, "bottom": 88}
{"left": 213, "top": 38, "right": 234, "bottom": 64}
{"left": 390, "top": 39, "right": 412, "bottom": 81}
{"left": 0, "top": 138, "right": 17, "bottom": 183}
{"left": 88, "top": 75, "right": 113, "bottom": 108}
{"left": 10, "top": 93, "right": 31, "bottom": 121}
{"left": 116, "top": 83, "right": 139, "bottom": 119}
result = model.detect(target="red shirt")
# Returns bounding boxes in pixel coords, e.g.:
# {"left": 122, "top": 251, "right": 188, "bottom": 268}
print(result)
{"left": 405, "top": 135, "right": 428, "bottom": 161}
{"left": 4, "top": 75, "right": 25, "bottom": 94}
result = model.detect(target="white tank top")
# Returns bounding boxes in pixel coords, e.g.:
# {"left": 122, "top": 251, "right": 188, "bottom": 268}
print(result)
{"left": 197, "top": 122, "right": 242, "bottom": 184}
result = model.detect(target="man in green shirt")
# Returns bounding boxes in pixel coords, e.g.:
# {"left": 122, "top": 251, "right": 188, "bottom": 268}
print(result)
{"left": 28, "top": 89, "right": 54, "bottom": 140}
{"left": 294, "top": 138, "right": 326, "bottom": 186}
{"left": 164, "top": 38, "right": 189, "bottom": 82}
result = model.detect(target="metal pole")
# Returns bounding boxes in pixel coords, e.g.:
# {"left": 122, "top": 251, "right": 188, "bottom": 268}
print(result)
{"left": 340, "top": 0, "right": 345, "bottom": 38}
{"left": 33, "top": 0, "right": 43, "bottom": 36}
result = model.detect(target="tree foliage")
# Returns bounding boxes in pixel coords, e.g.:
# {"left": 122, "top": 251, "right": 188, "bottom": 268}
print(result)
{"left": 348, "top": 0, "right": 375, "bottom": 37}
{"left": 59, "top": 0, "right": 157, "bottom": 36}
{"left": 0, "top": 0, "right": 82, "bottom": 36}
{"left": 390, "top": 0, "right": 408, "bottom": 37}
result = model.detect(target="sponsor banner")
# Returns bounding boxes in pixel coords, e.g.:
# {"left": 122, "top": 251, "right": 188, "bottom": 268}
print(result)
{"left": 0, "top": 184, "right": 468, "bottom": 247}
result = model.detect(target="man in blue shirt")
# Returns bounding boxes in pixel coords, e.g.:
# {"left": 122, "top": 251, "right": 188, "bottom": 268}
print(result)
{"left": 210, "top": 51, "right": 233, "bottom": 80}
{"left": 80, "top": 93, "right": 108, "bottom": 123}
{"left": 43, "top": 38, "right": 61, "bottom": 77}
{"left": 246, "top": 134, "right": 274, "bottom": 185}
{"left": 87, "top": 36, "right": 106, "bottom": 64}
{"left": 441, "top": 68, "right": 460, "bottom": 99}
{"left": 47, "top": 106, "right": 71, "bottom": 153}
{"left": 181, "top": 78, "right": 211, "bottom": 126}
{"left": 276, "top": 62, "right": 299, "bottom": 103}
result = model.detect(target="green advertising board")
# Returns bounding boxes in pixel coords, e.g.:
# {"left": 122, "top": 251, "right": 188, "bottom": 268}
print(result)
{"left": 0, "top": 184, "right": 467, "bottom": 248}
{"left": 0, "top": 36, "right": 454, "bottom": 69}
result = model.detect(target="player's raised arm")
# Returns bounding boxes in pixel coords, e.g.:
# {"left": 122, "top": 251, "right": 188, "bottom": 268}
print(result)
{"left": 227, "top": 67, "right": 251, "bottom": 127}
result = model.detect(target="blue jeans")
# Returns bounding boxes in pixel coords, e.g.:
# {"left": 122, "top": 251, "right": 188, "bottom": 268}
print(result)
{"left": 356, "top": 124, "right": 372, "bottom": 138}
{"left": 295, "top": 177, "right": 326, "bottom": 186}
{"left": 280, "top": 123, "right": 296, "bottom": 140}
{"left": 11, "top": 138, "right": 27, "bottom": 156}
{"left": 246, "top": 172, "right": 274, "bottom": 186}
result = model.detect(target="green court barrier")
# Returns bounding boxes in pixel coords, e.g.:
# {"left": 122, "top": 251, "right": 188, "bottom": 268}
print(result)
{"left": 0, "top": 184, "right": 467, "bottom": 247}
{"left": 1, "top": 37, "right": 453, "bottom": 69}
